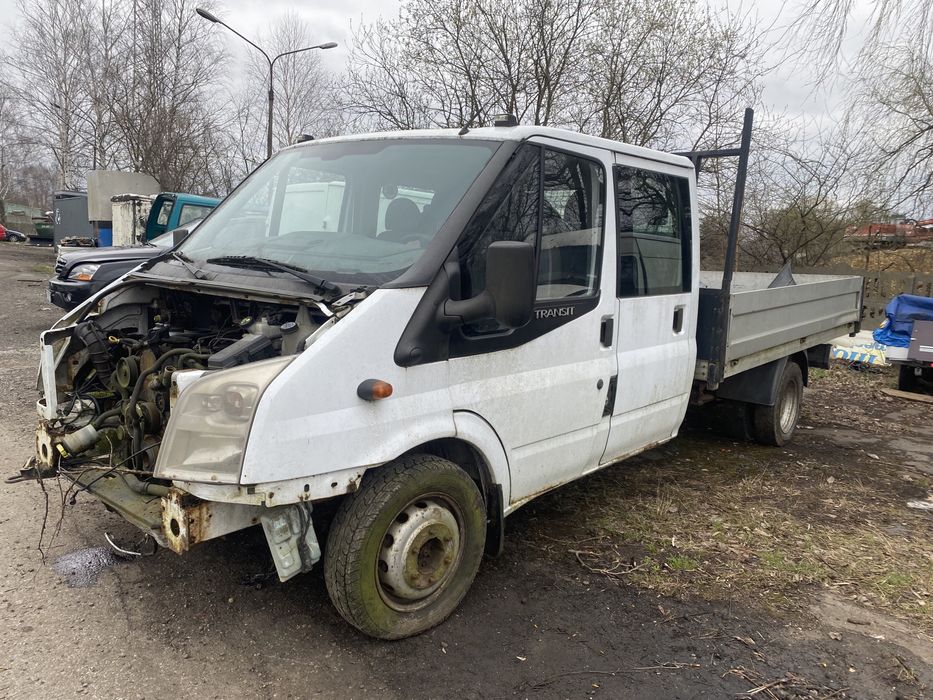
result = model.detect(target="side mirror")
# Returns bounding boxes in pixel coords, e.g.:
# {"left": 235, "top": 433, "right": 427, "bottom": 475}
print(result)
{"left": 441, "top": 241, "right": 535, "bottom": 329}
{"left": 172, "top": 227, "right": 192, "bottom": 246}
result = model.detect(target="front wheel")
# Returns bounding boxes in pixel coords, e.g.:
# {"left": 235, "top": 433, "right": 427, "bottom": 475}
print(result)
{"left": 751, "top": 361, "right": 803, "bottom": 446}
{"left": 323, "top": 453, "right": 486, "bottom": 639}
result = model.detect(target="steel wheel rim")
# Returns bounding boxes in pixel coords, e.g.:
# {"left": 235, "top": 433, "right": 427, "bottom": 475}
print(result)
{"left": 779, "top": 381, "right": 799, "bottom": 434}
{"left": 376, "top": 495, "right": 464, "bottom": 612}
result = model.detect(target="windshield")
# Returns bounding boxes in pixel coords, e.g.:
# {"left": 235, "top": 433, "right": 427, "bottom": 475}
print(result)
{"left": 180, "top": 139, "right": 499, "bottom": 286}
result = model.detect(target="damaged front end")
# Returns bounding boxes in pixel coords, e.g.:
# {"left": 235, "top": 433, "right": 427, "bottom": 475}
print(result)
{"left": 30, "top": 279, "right": 345, "bottom": 580}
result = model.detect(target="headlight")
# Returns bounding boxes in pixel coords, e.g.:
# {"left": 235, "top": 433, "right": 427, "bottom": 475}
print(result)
{"left": 154, "top": 356, "right": 292, "bottom": 483}
{"left": 68, "top": 263, "right": 101, "bottom": 281}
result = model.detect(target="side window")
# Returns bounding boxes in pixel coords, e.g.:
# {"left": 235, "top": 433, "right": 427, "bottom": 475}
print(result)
{"left": 154, "top": 200, "right": 172, "bottom": 226}
{"left": 460, "top": 144, "right": 541, "bottom": 303}
{"left": 458, "top": 145, "right": 606, "bottom": 335}
{"left": 538, "top": 150, "right": 604, "bottom": 301}
{"left": 178, "top": 204, "right": 214, "bottom": 226}
{"left": 615, "top": 166, "right": 690, "bottom": 297}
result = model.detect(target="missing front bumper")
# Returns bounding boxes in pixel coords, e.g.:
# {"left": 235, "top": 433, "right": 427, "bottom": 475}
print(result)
{"left": 162, "top": 488, "right": 264, "bottom": 554}
{"left": 66, "top": 469, "right": 322, "bottom": 582}
{"left": 67, "top": 469, "right": 264, "bottom": 552}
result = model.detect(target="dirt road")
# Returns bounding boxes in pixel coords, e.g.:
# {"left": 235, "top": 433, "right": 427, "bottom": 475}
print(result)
{"left": 1, "top": 245, "right": 930, "bottom": 699}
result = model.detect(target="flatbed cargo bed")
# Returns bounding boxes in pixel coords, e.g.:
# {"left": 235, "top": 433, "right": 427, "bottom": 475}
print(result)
{"left": 695, "top": 270, "right": 863, "bottom": 386}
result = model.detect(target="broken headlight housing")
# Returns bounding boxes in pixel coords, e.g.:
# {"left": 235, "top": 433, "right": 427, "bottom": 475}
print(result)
{"left": 154, "top": 356, "right": 293, "bottom": 483}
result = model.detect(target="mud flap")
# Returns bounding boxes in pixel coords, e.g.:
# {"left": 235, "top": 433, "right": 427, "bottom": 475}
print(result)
{"left": 260, "top": 503, "right": 321, "bottom": 582}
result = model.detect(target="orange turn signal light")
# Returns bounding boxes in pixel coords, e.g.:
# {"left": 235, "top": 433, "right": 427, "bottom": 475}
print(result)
{"left": 357, "top": 379, "right": 393, "bottom": 401}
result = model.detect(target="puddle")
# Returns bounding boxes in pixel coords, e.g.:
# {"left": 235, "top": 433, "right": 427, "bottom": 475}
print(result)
{"left": 52, "top": 546, "right": 125, "bottom": 587}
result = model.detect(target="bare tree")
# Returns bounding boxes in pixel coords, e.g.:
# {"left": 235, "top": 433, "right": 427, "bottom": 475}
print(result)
{"left": 340, "top": 18, "right": 436, "bottom": 130}
{"left": 793, "top": 1, "right": 933, "bottom": 211}
{"left": 341, "top": 0, "right": 771, "bottom": 154}
{"left": 199, "top": 11, "right": 347, "bottom": 186}
{"left": 856, "top": 42, "right": 933, "bottom": 210}
{"left": 736, "top": 115, "right": 879, "bottom": 268}
{"left": 7, "top": 0, "right": 91, "bottom": 189}
{"left": 342, "top": 0, "right": 599, "bottom": 129}
{"left": 109, "top": 0, "right": 227, "bottom": 191}
{"left": 0, "top": 85, "right": 21, "bottom": 201}
{"left": 572, "top": 0, "right": 769, "bottom": 151}
{"left": 794, "top": 0, "right": 933, "bottom": 81}
{"left": 5, "top": 0, "right": 229, "bottom": 194}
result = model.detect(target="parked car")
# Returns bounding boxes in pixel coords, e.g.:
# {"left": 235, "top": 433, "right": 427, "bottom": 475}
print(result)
{"left": 47, "top": 221, "right": 200, "bottom": 310}
{"left": 0, "top": 224, "right": 28, "bottom": 242}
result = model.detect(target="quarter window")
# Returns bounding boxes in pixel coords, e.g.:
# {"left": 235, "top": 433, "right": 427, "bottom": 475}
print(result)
{"left": 615, "top": 167, "right": 691, "bottom": 297}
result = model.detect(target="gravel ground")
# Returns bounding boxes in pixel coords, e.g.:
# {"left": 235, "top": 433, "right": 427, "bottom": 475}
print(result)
{"left": 1, "top": 244, "right": 931, "bottom": 699}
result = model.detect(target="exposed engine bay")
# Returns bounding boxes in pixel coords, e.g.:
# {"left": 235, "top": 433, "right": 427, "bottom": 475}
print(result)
{"left": 35, "top": 283, "right": 334, "bottom": 479}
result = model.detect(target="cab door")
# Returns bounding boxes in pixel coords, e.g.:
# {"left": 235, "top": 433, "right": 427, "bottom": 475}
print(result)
{"left": 447, "top": 141, "right": 617, "bottom": 506}
{"left": 598, "top": 158, "right": 698, "bottom": 466}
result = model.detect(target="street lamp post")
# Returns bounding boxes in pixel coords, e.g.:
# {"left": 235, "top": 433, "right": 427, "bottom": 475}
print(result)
{"left": 195, "top": 8, "right": 336, "bottom": 160}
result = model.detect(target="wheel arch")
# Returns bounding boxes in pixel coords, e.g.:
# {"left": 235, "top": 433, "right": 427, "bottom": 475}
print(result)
{"left": 714, "top": 351, "right": 809, "bottom": 407}
{"left": 790, "top": 350, "right": 809, "bottom": 387}
{"left": 399, "top": 413, "right": 510, "bottom": 557}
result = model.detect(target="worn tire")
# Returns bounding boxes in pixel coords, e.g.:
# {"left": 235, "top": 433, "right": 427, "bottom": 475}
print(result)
{"left": 898, "top": 364, "right": 919, "bottom": 392}
{"left": 751, "top": 361, "right": 803, "bottom": 446}
{"left": 323, "top": 453, "right": 486, "bottom": 640}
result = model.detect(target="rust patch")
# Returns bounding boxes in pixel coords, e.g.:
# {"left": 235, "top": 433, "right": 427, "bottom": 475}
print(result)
{"left": 162, "top": 488, "right": 265, "bottom": 553}
{"left": 162, "top": 488, "right": 203, "bottom": 554}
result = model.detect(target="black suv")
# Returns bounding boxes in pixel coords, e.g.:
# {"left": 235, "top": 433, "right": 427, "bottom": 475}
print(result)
{"left": 48, "top": 224, "right": 198, "bottom": 310}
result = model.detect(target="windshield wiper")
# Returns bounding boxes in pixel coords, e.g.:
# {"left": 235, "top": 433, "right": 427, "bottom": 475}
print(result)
{"left": 205, "top": 255, "right": 339, "bottom": 293}
{"left": 169, "top": 250, "right": 208, "bottom": 279}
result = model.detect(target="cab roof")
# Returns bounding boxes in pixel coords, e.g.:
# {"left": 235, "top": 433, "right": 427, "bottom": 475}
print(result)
{"left": 290, "top": 125, "right": 694, "bottom": 170}
{"left": 159, "top": 192, "right": 221, "bottom": 206}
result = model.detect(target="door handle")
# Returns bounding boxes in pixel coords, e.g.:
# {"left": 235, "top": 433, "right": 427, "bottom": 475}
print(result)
{"left": 673, "top": 306, "right": 685, "bottom": 334}
{"left": 600, "top": 316, "right": 614, "bottom": 346}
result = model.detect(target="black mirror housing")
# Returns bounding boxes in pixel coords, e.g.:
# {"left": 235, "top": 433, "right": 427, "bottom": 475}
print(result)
{"left": 172, "top": 227, "right": 192, "bottom": 247}
{"left": 485, "top": 241, "right": 535, "bottom": 327}
{"left": 440, "top": 240, "right": 535, "bottom": 330}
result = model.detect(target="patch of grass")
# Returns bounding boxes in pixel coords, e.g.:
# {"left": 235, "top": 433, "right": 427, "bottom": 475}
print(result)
{"left": 523, "top": 374, "right": 933, "bottom": 632}
{"left": 32, "top": 263, "right": 54, "bottom": 275}
{"left": 809, "top": 368, "right": 830, "bottom": 381}
{"left": 666, "top": 554, "right": 699, "bottom": 571}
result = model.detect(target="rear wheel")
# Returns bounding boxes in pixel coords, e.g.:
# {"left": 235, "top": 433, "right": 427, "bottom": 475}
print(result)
{"left": 898, "top": 364, "right": 919, "bottom": 392}
{"left": 323, "top": 453, "right": 486, "bottom": 639}
{"left": 751, "top": 361, "right": 803, "bottom": 446}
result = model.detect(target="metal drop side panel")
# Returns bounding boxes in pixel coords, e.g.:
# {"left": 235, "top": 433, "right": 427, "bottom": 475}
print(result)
{"left": 696, "top": 271, "right": 862, "bottom": 382}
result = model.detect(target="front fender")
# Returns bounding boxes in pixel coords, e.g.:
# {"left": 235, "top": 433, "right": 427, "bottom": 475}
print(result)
{"left": 241, "top": 288, "right": 456, "bottom": 484}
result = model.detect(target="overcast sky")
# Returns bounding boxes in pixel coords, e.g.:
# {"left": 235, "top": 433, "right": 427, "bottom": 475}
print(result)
{"left": 0, "top": 0, "right": 873, "bottom": 129}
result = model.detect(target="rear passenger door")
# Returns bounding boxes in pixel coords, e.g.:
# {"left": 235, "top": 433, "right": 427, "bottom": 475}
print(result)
{"left": 599, "top": 159, "right": 697, "bottom": 466}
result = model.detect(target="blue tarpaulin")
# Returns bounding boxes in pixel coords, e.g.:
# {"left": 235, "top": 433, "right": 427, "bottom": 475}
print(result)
{"left": 873, "top": 294, "right": 933, "bottom": 348}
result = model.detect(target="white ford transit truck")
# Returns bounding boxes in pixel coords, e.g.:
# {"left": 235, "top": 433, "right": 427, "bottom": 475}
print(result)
{"left": 24, "top": 110, "right": 862, "bottom": 638}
